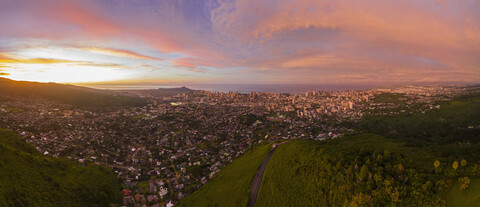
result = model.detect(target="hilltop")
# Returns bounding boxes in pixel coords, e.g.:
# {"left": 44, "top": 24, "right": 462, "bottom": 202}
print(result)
{"left": 0, "top": 78, "right": 145, "bottom": 107}
{"left": 118, "top": 86, "right": 196, "bottom": 98}
{"left": 0, "top": 128, "right": 122, "bottom": 206}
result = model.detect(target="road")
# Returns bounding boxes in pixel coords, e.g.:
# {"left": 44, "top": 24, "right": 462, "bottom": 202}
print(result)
{"left": 249, "top": 148, "right": 276, "bottom": 207}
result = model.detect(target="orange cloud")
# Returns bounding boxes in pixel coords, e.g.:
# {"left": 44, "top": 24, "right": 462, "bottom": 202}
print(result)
{"left": 0, "top": 57, "right": 82, "bottom": 64}
{"left": 80, "top": 47, "right": 160, "bottom": 60}
{"left": 0, "top": 56, "right": 125, "bottom": 69}
{"left": 210, "top": 0, "right": 480, "bottom": 79}
{"left": 172, "top": 57, "right": 224, "bottom": 69}
{"left": 172, "top": 58, "right": 196, "bottom": 68}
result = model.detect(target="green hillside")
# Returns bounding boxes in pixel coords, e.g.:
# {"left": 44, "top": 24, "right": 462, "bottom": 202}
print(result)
{"left": 177, "top": 144, "right": 272, "bottom": 207}
{"left": 255, "top": 95, "right": 480, "bottom": 206}
{"left": 0, "top": 128, "right": 122, "bottom": 206}
{"left": 446, "top": 178, "right": 480, "bottom": 207}
{"left": 0, "top": 78, "right": 144, "bottom": 107}
{"left": 360, "top": 93, "right": 480, "bottom": 145}
{"left": 257, "top": 134, "right": 480, "bottom": 206}
{"left": 181, "top": 94, "right": 480, "bottom": 206}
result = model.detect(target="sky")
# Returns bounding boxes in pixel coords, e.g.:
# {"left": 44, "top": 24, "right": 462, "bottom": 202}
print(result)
{"left": 0, "top": 0, "right": 479, "bottom": 85}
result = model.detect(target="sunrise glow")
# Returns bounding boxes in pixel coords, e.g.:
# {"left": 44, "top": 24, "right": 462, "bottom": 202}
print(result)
{"left": 0, "top": 0, "right": 479, "bottom": 85}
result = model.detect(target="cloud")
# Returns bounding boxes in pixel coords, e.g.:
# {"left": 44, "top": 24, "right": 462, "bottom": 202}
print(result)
{"left": 0, "top": 55, "right": 126, "bottom": 69}
{"left": 172, "top": 57, "right": 223, "bottom": 69}
{"left": 206, "top": 0, "right": 480, "bottom": 82}
{"left": 1, "top": 0, "right": 479, "bottom": 84}
{"left": 74, "top": 62, "right": 127, "bottom": 69}
{"left": 80, "top": 47, "right": 160, "bottom": 60}
{"left": 0, "top": 57, "right": 84, "bottom": 64}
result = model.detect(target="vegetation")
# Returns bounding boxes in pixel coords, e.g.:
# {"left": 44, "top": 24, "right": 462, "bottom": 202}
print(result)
{"left": 0, "top": 128, "right": 122, "bottom": 206}
{"left": 446, "top": 178, "right": 480, "bottom": 207}
{"left": 359, "top": 94, "right": 480, "bottom": 145}
{"left": 173, "top": 93, "right": 480, "bottom": 206}
{"left": 257, "top": 133, "right": 480, "bottom": 206}
{"left": 0, "top": 78, "right": 144, "bottom": 107}
{"left": 255, "top": 94, "right": 480, "bottom": 206}
{"left": 373, "top": 93, "right": 406, "bottom": 104}
{"left": 177, "top": 144, "right": 272, "bottom": 207}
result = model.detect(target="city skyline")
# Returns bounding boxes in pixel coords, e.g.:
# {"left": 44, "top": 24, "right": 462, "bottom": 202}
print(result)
{"left": 1, "top": 0, "right": 479, "bottom": 85}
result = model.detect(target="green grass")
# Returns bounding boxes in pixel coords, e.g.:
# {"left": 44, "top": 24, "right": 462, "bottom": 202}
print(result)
{"left": 0, "top": 128, "right": 122, "bottom": 206}
{"left": 256, "top": 133, "right": 480, "bottom": 206}
{"left": 446, "top": 178, "right": 480, "bottom": 207}
{"left": 373, "top": 93, "right": 406, "bottom": 104}
{"left": 138, "top": 181, "right": 150, "bottom": 193}
{"left": 177, "top": 144, "right": 272, "bottom": 207}
{"left": 256, "top": 136, "right": 411, "bottom": 206}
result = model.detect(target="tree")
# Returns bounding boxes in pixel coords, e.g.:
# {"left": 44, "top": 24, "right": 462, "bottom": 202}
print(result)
{"left": 452, "top": 161, "right": 459, "bottom": 170}
{"left": 397, "top": 164, "right": 404, "bottom": 173}
{"left": 461, "top": 159, "right": 467, "bottom": 167}
{"left": 359, "top": 165, "right": 369, "bottom": 181}
{"left": 373, "top": 173, "right": 383, "bottom": 185}
{"left": 348, "top": 193, "right": 371, "bottom": 207}
{"left": 383, "top": 150, "right": 391, "bottom": 161}
{"left": 458, "top": 177, "right": 470, "bottom": 190}
{"left": 434, "top": 160, "right": 441, "bottom": 173}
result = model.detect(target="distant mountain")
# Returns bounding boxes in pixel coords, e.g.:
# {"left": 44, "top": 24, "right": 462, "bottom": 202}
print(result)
{"left": 150, "top": 86, "right": 195, "bottom": 96}
{"left": 0, "top": 128, "right": 122, "bottom": 206}
{"left": 119, "top": 85, "right": 196, "bottom": 98}
{"left": 0, "top": 78, "right": 145, "bottom": 107}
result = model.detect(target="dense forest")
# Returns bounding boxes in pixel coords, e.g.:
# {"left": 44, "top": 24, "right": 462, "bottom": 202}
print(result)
{"left": 0, "top": 128, "right": 122, "bottom": 206}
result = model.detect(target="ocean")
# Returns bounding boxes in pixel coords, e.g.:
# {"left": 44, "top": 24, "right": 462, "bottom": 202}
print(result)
{"left": 80, "top": 84, "right": 381, "bottom": 94}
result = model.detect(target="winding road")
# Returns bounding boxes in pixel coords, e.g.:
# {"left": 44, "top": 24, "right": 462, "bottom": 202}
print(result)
{"left": 248, "top": 148, "right": 276, "bottom": 207}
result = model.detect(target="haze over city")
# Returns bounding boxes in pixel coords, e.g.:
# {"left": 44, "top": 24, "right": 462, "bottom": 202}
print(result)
{"left": 0, "top": 0, "right": 479, "bottom": 86}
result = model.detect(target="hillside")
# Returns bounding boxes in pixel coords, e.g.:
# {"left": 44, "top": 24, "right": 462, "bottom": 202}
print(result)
{"left": 0, "top": 78, "right": 145, "bottom": 107}
{"left": 359, "top": 93, "right": 480, "bottom": 145}
{"left": 256, "top": 94, "right": 480, "bottom": 206}
{"left": 179, "top": 94, "right": 480, "bottom": 206}
{"left": 177, "top": 144, "right": 272, "bottom": 207}
{"left": 0, "top": 128, "right": 122, "bottom": 206}
{"left": 257, "top": 134, "right": 480, "bottom": 206}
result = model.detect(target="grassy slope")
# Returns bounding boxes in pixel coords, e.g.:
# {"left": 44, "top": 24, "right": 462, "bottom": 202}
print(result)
{"left": 257, "top": 135, "right": 410, "bottom": 206}
{"left": 446, "top": 178, "right": 480, "bottom": 207}
{"left": 176, "top": 94, "right": 479, "bottom": 206}
{"left": 0, "top": 128, "right": 122, "bottom": 207}
{"left": 256, "top": 94, "right": 480, "bottom": 206}
{"left": 0, "top": 78, "right": 144, "bottom": 107}
{"left": 178, "top": 144, "right": 272, "bottom": 207}
{"left": 256, "top": 134, "right": 468, "bottom": 206}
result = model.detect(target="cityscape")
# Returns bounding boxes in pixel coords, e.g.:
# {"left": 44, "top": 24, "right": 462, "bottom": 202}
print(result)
{"left": 1, "top": 0, "right": 479, "bottom": 206}
{"left": 1, "top": 80, "right": 478, "bottom": 206}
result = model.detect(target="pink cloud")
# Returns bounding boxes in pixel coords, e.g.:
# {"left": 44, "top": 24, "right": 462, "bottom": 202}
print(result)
{"left": 206, "top": 0, "right": 480, "bottom": 83}
{"left": 1, "top": 0, "right": 479, "bottom": 84}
